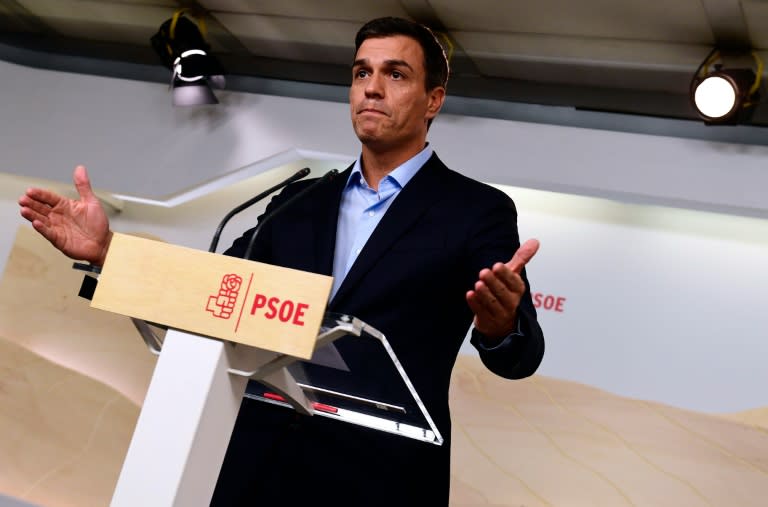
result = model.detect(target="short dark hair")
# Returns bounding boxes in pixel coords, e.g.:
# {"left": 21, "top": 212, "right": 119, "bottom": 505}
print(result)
{"left": 354, "top": 17, "right": 450, "bottom": 91}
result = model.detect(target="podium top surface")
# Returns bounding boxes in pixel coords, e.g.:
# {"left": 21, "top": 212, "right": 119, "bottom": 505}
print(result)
{"left": 91, "top": 233, "right": 333, "bottom": 359}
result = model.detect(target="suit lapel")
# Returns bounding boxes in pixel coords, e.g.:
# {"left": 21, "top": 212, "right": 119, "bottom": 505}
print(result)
{"left": 330, "top": 154, "right": 449, "bottom": 306}
{"left": 312, "top": 165, "right": 350, "bottom": 276}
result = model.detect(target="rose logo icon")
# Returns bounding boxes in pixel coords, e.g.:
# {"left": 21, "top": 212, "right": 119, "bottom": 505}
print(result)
{"left": 205, "top": 274, "right": 243, "bottom": 319}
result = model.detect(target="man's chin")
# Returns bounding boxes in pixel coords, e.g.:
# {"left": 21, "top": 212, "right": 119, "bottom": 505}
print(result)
{"left": 356, "top": 133, "right": 392, "bottom": 149}
{"left": 353, "top": 127, "right": 382, "bottom": 145}
{"left": 354, "top": 125, "right": 405, "bottom": 152}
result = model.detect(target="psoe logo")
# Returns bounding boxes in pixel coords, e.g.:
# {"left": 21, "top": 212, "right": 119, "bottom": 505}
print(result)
{"left": 206, "top": 274, "right": 243, "bottom": 319}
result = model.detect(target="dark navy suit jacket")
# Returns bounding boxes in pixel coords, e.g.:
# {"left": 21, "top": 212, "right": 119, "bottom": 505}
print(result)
{"left": 212, "top": 153, "right": 544, "bottom": 506}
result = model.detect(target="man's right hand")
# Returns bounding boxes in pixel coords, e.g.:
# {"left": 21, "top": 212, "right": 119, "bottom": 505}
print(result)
{"left": 18, "top": 165, "right": 113, "bottom": 266}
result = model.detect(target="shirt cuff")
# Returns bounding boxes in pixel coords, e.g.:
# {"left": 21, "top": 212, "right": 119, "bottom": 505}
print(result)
{"left": 471, "top": 318, "right": 523, "bottom": 351}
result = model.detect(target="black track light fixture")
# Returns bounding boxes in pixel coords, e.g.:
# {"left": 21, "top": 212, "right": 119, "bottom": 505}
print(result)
{"left": 150, "top": 10, "right": 225, "bottom": 106}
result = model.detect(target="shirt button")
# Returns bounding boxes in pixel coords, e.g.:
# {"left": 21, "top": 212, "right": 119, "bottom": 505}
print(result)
{"left": 355, "top": 248, "right": 362, "bottom": 255}
{"left": 368, "top": 211, "right": 375, "bottom": 217}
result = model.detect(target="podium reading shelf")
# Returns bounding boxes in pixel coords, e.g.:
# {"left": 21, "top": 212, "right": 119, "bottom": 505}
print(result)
{"left": 88, "top": 234, "right": 442, "bottom": 507}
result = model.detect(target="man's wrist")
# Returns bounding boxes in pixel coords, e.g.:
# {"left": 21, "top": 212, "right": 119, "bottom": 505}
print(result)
{"left": 95, "top": 230, "right": 113, "bottom": 267}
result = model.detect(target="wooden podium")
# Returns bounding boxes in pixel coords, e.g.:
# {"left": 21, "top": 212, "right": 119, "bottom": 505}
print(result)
{"left": 89, "top": 233, "right": 334, "bottom": 506}
{"left": 88, "top": 233, "right": 442, "bottom": 506}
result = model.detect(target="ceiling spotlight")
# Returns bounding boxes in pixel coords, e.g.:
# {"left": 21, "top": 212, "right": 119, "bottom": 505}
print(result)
{"left": 690, "top": 49, "right": 763, "bottom": 125}
{"left": 150, "top": 10, "right": 225, "bottom": 106}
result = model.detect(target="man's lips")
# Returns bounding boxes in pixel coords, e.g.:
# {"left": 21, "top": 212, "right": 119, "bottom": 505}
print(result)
{"left": 358, "top": 107, "right": 387, "bottom": 115}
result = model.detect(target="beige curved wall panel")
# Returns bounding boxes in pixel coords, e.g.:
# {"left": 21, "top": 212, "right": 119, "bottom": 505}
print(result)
{"left": 2, "top": 227, "right": 768, "bottom": 506}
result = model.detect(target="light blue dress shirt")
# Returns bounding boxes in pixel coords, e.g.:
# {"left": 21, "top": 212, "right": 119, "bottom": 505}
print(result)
{"left": 330, "top": 145, "right": 433, "bottom": 299}
{"left": 329, "top": 144, "right": 522, "bottom": 348}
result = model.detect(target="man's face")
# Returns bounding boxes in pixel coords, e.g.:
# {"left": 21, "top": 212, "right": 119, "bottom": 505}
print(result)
{"left": 350, "top": 35, "right": 444, "bottom": 152}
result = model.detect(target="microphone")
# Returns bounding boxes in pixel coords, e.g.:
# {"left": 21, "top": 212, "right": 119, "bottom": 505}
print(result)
{"left": 242, "top": 169, "right": 340, "bottom": 261}
{"left": 208, "top": 167, "right": 310, "bottom": 253}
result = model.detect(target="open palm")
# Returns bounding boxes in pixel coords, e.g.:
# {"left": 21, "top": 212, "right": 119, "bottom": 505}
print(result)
{"left": 18, "top": 165, "right": 112, "bottom": 265}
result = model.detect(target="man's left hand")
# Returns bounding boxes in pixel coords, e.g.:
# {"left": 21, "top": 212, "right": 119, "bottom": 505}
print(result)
{"left": 466, "top": 239, "right": 540, "bottom": 344}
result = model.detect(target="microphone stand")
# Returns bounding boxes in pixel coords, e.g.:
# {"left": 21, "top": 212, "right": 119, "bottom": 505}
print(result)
{"left": 208, "top": 167, "right": 310, "bottom": 253}
{"left": 242, "top": 169, "right": 339, "bottom": 260}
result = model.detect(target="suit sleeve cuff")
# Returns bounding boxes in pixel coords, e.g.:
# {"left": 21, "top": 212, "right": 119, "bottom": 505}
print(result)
{"left": 470, "top": 318, "right": 523, "bottom": 352}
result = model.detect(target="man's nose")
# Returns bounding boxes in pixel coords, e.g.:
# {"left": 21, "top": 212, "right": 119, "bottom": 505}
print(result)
{"left": 365, "top": 72, "right": 384, "bottom": 98}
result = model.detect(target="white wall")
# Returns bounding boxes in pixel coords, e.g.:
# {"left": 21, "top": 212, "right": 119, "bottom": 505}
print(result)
{"left": 2, "top": 59, "right": 767, "bottom": 415}
{"left": 506, "top": 188, "right": 768, "bottom": 413}
{"left": 1, "top": 59, "right": 767, "bottom": 216}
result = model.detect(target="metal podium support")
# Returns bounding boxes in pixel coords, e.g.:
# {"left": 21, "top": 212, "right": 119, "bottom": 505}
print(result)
{"left": 110, "top": 312, "right": 443, "bottom": 507}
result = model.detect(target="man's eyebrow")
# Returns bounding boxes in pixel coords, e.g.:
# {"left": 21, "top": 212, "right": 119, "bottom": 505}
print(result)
{"left": 352, "top": 58, "right": 414, "bottom": 71}
{"left": 384, "top": 59, "right": 414, "bottom": 71}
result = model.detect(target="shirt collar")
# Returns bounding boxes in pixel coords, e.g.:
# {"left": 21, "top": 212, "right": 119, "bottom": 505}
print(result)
{"left": 347, "top": 144, "right": 434, "bottom": 190}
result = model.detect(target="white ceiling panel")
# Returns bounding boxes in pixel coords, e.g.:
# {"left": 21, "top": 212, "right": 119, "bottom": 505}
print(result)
{"left": 454, "top": 31, "right": 709, "bottom": 67}
{"left": 215, "top": 13, "right": 360, "bottom": 63}
{"left": 433, "top": 0, "right": 714, "bottom": 44}
{"left": 15, "top": 0, "right": 175, "bottom": 44}
{"left": 455, "top": 31, "right": 708, "bottom": 92}
{"left": 201, "top": 0, "right": 409, "bottom": 21}
{"left": 2, "top": 0, "right": 766, "bottom": 126}
{"left": 215, "top": 13, "right": 360, "bottom": 45}
{"left": 743, "top": 0, "right": 768, "bottom": 49}
{"left": 198, "top": 0, "right": 408, "bottom": 23}
{"left": 100, "top": 0, "right": 176, "bottom": 4}
{"left": 17, "top": 0, "right": 177, "bottom": 13}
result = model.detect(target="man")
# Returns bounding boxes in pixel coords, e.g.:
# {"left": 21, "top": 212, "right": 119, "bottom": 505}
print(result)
{"left": 19, "top": 17, "right": 544, "bottom": 506}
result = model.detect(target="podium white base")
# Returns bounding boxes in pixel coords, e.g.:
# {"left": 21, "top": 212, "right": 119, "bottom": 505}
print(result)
{"left": 111, "top": 330, "right": 247, "bottom": 507}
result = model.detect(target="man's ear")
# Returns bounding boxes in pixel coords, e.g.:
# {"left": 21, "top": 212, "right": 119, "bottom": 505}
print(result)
{"left": 426, "top": 86, "right": 446, "bottom": 120}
